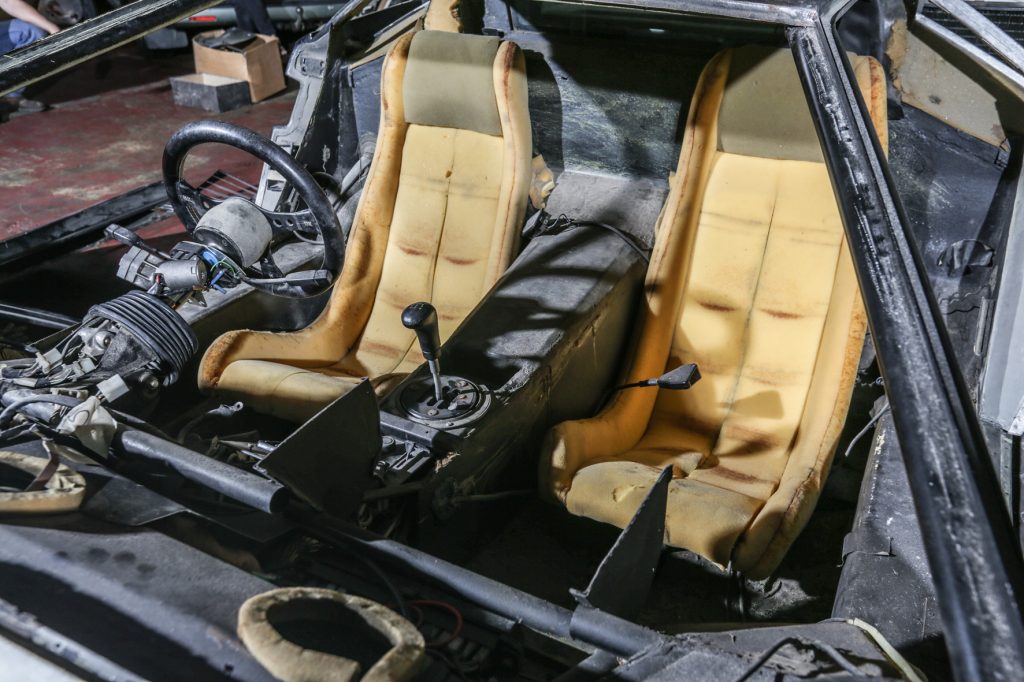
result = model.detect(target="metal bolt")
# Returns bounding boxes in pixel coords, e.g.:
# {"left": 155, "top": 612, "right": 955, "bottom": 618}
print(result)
{"left": 427, "top": 408, "right": 439, "bottom": 416}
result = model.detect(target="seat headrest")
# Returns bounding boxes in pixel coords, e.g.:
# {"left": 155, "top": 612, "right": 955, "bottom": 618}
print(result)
{"left": 423, "top": 0, "right": 461, "bottom": 32}
{"left": 718, "top": 46, "right": 824, "bottom": 163}
{"left": 403, "top": 30, "right": 503, "bottom": 136}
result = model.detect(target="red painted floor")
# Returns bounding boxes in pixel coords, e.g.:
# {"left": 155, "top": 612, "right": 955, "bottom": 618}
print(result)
{"left": 0, "top": 80, "right": 296, "bottom": 237}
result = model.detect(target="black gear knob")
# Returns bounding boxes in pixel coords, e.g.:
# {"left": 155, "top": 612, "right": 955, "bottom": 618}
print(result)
{"left": 402, "top": 302, "right": 441, "bottom": 362}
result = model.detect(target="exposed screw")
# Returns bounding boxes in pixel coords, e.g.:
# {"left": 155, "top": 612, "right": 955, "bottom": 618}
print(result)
{"left": 427, "top": 408, "right": 439, "bottom": 416}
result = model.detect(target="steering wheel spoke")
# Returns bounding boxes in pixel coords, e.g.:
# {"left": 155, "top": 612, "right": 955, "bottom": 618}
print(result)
{"left": 176, "top": 181, "right": 211, "bottom": 224}
{"left": 262, "top": 208, "right": 318, "bottom": 236}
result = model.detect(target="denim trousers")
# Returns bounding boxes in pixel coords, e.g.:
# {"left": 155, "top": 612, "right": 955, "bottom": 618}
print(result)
{"left": 1, "top": 19, "right": 47, "bottom": 96}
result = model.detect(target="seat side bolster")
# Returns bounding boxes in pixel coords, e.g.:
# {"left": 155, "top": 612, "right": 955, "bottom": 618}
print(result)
{"left": 198, "top": 34, "right": 415, "bottom": 392}
{"left": 539, "top": 51, "right": 732, "bottom": 501}
{"left": 486, "top": 41, "right": 532, "bottom": 286}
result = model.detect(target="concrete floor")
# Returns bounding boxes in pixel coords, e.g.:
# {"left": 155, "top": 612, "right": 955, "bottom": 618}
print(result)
{"left": 0, "top": 43, "right": 296, "bottom": 237}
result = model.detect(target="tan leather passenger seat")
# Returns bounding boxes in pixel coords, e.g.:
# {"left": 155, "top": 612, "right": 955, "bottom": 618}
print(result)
{"left": 198, "top": 29, "right": 532, "bottom": 422}
{"left": 540, "top": 47, "right": 887, "bottom": 579}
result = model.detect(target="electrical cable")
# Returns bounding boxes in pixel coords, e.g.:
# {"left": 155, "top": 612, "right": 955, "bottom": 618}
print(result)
{"left": 425, "top": 648, "right": 471, "bottom": 682}
{"left": 344, "top": 548, "right": 409, "bottom": 620}
{"left": 574, "top": 219, "right": 651, "bottom": 263}
{"left": 452, "top": 489, "right": 532, "bottom": 504}
{"left": 410, "top": 600, "right": 464, "bottom": 648}
{"left": 731, "top": 636, "right": 863, "bottom": 681}
{"left": 843, "top": 400, "right": 890, "bottom": 459}
{"left": 107, "top": 408, "right": 175, "bottom": 441}
{"left": 524, "top": 212, "right": 651, "bottom": 263}
{"left": 0, "top": 394, "right": 82, "bottom": 427}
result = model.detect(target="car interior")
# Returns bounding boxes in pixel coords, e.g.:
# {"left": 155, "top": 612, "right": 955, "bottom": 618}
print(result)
{"left": 0, "top": 0, "right": 1022, "bottom": 678}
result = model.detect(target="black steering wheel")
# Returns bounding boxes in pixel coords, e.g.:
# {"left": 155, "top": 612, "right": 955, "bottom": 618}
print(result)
{"left": 162, "top": 120, "right": 344, "bottom": 298}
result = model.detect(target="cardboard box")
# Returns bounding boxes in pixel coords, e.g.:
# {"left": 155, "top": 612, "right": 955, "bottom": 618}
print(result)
{"left": 171, "top": 73, "right": 252, "bottom": 113}
{"left": 192, "top": 31, "right": 285, "bottom": 103}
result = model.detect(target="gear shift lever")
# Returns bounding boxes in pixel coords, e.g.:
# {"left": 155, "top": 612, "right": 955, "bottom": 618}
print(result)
{"left": 402, "top": 302, "right": 443, "bottom": 401}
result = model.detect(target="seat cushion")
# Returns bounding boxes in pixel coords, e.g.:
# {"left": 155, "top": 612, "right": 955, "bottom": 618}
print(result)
{"left": 217, "top": 360, "right": 363, "bottom": 422}
{"left": 566, "top": 461, "right": 763, "bottom": 564}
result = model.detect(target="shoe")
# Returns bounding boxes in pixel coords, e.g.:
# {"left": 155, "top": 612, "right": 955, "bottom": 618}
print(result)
{"left": 2, "top": 96, "right": 47, "bottom": 114}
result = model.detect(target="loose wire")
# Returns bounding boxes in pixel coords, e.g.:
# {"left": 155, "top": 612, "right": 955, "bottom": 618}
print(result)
{"left": 410, "top": 599, "right": 464, "bottom": 648}
{"left": 731, "top": 636, "right": 863, "bottom": 681}
{"left": 843, "top": 400, "right": 890, "bottom": 459}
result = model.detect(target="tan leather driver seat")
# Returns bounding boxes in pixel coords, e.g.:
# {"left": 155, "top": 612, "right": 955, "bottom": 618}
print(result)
{"left": 198, "top": 29, "right": 531, "bottom": 422}
{"left": 541, "top": 47, "right": 887, "bottom": 579}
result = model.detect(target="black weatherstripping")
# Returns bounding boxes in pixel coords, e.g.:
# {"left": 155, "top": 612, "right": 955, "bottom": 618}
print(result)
{"left": 789, "top": 18, "right": 1024, "bottom": 682}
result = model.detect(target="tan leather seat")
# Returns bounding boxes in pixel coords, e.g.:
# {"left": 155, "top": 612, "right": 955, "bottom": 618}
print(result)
{"left": 198, "top": 29, "right": 531, "bottom": 422}
{"left": 540, "top": 46, "right": 887, "bottom": 579}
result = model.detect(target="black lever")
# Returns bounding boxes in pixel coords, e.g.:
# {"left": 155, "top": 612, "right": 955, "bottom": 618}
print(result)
{"left": 614, "top": 363, "right": 701, "bottom": 391}
{"left": 402, "top": 302, "right": 443, "bottom": 401}
{"left": 105, "top": 224, "right": 167, "bottom": 257}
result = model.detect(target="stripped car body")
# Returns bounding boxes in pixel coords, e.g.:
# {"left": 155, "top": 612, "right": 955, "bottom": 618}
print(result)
{"left": 0, "top": 0, "right": 1023, "bottom": 680}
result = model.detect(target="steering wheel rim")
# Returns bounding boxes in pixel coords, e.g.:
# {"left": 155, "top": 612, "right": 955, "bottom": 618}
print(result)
{"left": 162, "top": 120, "right": 344, "bottom": 298}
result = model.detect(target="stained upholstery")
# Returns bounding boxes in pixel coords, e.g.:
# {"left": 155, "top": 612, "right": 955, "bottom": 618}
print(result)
{"left": 403, "top": 33, "right": 503, "bottom": 134}
{"left": 540, "top": 46, "right": 887, "bottom": 579}
{"left": 198, "top": 30, "right": 532, "bottom": 422}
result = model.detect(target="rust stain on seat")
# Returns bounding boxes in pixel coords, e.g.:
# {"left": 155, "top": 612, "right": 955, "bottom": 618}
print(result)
{"left": 698, "top": 300, "right": 736, "bottom": 313}
{"left": 760, "top": 307, "right": 802, "bottom": 320}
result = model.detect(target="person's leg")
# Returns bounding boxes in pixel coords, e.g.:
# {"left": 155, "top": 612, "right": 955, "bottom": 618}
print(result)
{"left": 1, "top": 19, "right": 47, "bottom": 54}
{"left": 1, "top": 20, "right": 48, "bottom": 104}
{"left": 229, "top": 0, "right": 275, "bottom": 36}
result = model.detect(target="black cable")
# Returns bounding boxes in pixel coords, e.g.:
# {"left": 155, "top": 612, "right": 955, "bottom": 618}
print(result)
{"left": 613, "top": 378, "right": 658, "bottom": 391}
{"left": 425, "top": 648, "right": 471, "bottom": 682}
{"left": 731, "top": 636, "right": 863, "bottom": 681}
{"left": 525, "top": 212, "right": 651, "bottom": 263}
{"left": 453, "top": 489, "right": 532, "bottom": 503}
{"left": 574, "top": 220, "right": 651, "bottom": 263}
{"left": 338, "top": 545, "right": 409, "bottom": 620}
{"left": 0, "top": 395, "right": 82, "bottom": 427}
{"left": 107, "top": 408, "right": 176, "bottom": 442}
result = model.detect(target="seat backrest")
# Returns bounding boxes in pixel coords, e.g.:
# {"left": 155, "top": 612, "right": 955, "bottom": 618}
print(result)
{"left": 321, "top": 30, "right": 532, "bottom": 378}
